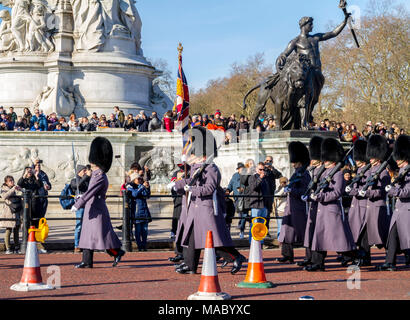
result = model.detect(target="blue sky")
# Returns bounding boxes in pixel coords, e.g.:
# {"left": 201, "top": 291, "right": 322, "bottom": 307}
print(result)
{"left": 1, "top": 0, "right": 408, "bottom": 90}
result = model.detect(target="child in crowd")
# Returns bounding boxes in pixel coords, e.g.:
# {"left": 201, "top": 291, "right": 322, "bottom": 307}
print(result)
{"left": 126, "top": 173, "right": 152, "bottom": 251}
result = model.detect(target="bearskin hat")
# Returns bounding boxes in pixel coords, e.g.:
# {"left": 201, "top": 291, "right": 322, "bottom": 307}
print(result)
{"left": 88, "top": 137, "right": 113, "bottom": 173}
{"left": 191, "top": 126, "right": 217, "bottom": 159}
{"left": 366, "top": 134, "right": 388, "bottom": 161}
{"left": 353, "top": 139, "right": 368, "bottom": 163}
{"left": 309, "top": 136, "right": 323, "bottom": 161}
{"left": 321, "top": 138, "right": 345, "bottom": 163}
{"left": 393, "top": 135, "right": 410, "bottom": 162}
{"left": 288, "top": 141, "right": 310, "bottom": 165}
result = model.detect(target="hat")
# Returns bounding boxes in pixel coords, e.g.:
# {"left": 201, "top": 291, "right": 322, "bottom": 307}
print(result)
{"left": 129, "top": 172, "right": 141, "bottom": 182}
{"left": 393, "top": 135, "right": 410, "bottom": 162}
{"left": 88, "top": 137, "right": 113, "bottom": 173}
{"left": 321, "top": 138, "right": 345, "bottom": 163}
{"left": 191, "top": 126, "right": 217, "bottom": 159}
{"left": 288, "top": 141, "right": 310, "bottom": 165}
{"left": 353, "top": 139, "right": 368, "bottom": 163}
{"left": 214, "top": 110, "right": 221, "bottom": 116}
{"left": 236, "top": 162, "right": 245, "bottom": 170}
{"left": 76, "top": 165, "right": 86, "bottom": 174}
{"left": 308, "top": 136, "right": 323, "bottom": 161}
{"left": 366, "top": 134, "right": 388, "bottom": 161}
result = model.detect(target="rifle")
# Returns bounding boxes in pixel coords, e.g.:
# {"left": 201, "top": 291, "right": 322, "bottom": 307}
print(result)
{"left": 71, "top": 142, "right": 80, "bottom": 197}
{"left": 285, "top": 164, "right": 309, "bottom": 190}
{"left": 313, "top": 146, "right": 354, "bottom": 196}
{"left": 302, "top": 164, "right": 326, "bottom": 199}
{"left": 345, "top": 162, "right": 372, "bottom": 193}
{"left": 359, "top": 155, "right": 392, "bottom": 196}
{"left": 386, "top": 164, "right": 410, "bottom": 189}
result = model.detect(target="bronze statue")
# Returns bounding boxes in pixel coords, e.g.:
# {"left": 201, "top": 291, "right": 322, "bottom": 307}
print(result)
{"left": 244, "top": 1, "right": 356, "bottom": 130}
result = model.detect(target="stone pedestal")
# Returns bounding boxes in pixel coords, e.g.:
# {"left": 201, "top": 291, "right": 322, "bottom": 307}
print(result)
{"left": 0, "top": 130, "right": 342, "bottom": 218}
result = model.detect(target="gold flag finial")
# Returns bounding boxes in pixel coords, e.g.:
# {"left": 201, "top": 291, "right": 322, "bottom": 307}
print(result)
{"left": 177, "top": 43, "right": 183, "bottom": 55}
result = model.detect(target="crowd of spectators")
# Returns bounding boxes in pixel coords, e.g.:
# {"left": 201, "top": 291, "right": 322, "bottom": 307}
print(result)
{"left": 0, "top": 105, "right": 406, "bottom": 148}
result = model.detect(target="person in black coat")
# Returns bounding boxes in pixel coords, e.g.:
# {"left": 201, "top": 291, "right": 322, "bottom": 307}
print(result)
{"left": 17, "top": 167, "right": 42, "bottom": 225}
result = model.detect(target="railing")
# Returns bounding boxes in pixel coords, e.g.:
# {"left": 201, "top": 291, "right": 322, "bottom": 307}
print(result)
{"left": 0, "top": 191, "right": 363, "bottom": 253}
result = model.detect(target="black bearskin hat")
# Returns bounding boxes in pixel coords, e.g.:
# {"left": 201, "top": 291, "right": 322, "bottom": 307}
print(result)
{"left": 88, "top": 137, "right": 113, "bottom": 173}
{"left": 288, "top": 141, "right": 310, "bottom": 165}
{"left": 393, "top": 135, "right": 410, "bottom": 162}
{"left": 366, "top": 134, "right": 388, "bottom": 161}
{"left": 321, "top": 138, "right": 345, "bottom": 163}
{"left": 191, "top": 126, "right": 217, "bottom": 159}
{"left": 309, "top": 136, "right": 323, "bottom": 161}
{"left": 353, "top": 139, "right": 368, "bottom": 163}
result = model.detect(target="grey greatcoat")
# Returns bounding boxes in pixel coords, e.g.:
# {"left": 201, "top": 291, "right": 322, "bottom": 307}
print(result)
{"left": 279, "top": 168, "right": 311, "bottom": 245}
{"left": 0, "top": 185, "right": 22, "bottom": 229}
{"left": 303, "top": 166, "right": 322, "bottom": 248}
{"left": 75, "top": 169, "right": 122, "bottom": 250}
{"left": 174, "top": 191, "right": 188, "bottom": 249}
{"left": 311, "top": 169, "right": 356, "bottom": 252}
{"left": 348, "top": 166, "right": 369, "bottom": 243}
{"left": 174, "top": 163, "right": 233, "bottom": 249}
{"left": 387, "top": 168, "right": 410, "bottom": 250}
{"left": 362, "top": 164, "right": 391, "bottom": 246}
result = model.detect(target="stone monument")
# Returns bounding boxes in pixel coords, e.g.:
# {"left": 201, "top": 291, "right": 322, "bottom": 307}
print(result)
{"left": 0, "top": 0, "right": 172, "bottom": 117}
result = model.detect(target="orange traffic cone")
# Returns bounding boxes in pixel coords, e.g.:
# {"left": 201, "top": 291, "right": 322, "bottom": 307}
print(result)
{"left": 237, "top": 237, "right": 275, "bottom": 288}
{"left": 10, "top": 226, "right": 55, "bottom": 292}
{"left": 188, "top": 231, "right": 231, "bottom": 300}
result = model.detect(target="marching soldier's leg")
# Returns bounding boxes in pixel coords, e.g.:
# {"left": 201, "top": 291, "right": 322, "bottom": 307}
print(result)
{"left": 377, "top": 223, "right": 399, "bottom": 271}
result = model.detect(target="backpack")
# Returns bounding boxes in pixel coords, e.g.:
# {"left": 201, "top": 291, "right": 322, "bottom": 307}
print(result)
{"left": 59, "top": 184, "right": 75, "bottom": 210}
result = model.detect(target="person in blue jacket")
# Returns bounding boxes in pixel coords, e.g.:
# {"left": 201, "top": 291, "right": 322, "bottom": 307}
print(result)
{"left": 126, "top": 173, "right": 152, "bottom": 251}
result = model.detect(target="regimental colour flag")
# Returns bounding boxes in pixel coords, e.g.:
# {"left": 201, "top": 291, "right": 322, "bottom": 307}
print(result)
{"left": 174, "top": 43, "right": 191, "bottom": 155}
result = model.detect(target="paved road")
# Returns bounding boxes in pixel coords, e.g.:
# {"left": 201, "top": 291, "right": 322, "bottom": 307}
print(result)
{"left": 1, "top": 248, "right": 409, "bottom": 300}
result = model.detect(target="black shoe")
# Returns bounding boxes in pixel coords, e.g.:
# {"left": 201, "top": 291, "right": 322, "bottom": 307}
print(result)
{"left": 276, "top": 256, "right": 294, "bottom": 264}
{"left": 75, "top": 262, "right": 93, "bottom": 269}
{"left": 168, "top": 254, "right": 184, "bottom": 263}
{"left": 405, "top": 255, "right": 410, "bottom": 266}
{"left": 341, "top": 257, "right": 354, "bottom": 267}
{"left": 116, "top": 225, "right": 123, "bottom": 230}
{"left": 354, "top": 258, "right": 372, "bottom": 267}
{"left": 175, "top": 264, "right": 196, "bottom": 274}
{"left": 174, "top": 262, "right": 186, "bottom": 270}
{"left": 231, "top": 255, "right": 246, "bottom": 275}
{"left": 113, "top": 250, "right": 125, "bottom": 267}
{"left": 220, "top": 259, "right": 229, "bottom": 268}
{"left": 304, "top": 264, "right": 325, "bottom": 272}
{"left": 376, "top": 263, "right": 397, "bottom": 271}
{"left": 297, "top": 260, "right": 312, "bottom": 267}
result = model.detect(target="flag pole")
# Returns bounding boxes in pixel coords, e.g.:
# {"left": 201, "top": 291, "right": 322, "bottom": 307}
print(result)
{"left": 177, "top": 43, "right": 189, "bottom": 201}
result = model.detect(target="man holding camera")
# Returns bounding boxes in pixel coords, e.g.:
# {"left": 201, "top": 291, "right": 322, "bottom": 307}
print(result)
{"left": 263, "top": 156, "right": 283, "bottom": 237}
{"left": 247, "top": 162, "right": 271, "bottom": 242}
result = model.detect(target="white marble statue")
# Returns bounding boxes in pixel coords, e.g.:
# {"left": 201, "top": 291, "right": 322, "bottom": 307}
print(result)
{"left": 70, "top": 0, "right": 142, "bottom": 53}
{"left": 26, "top": 0, "right": 54, "bottom": 52}
{"left": 10, "top": 0, "right": 31, "bottom": 51}
{"left": 0, "top": 9, "right": 17, "bottom": 52}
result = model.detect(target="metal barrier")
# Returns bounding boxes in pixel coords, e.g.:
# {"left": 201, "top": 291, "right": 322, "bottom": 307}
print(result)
{"left": 1, "top": 191, "right": 360, "bottom": 253}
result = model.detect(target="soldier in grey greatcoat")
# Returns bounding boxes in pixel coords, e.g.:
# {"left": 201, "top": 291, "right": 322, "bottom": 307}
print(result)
{"left": 356, "top": 135, "right": 392, "bottom": 266}
{"left": 277, "top": 141, "right": 311, "bottom": 263}
{"left": 306, "top": 138, "right": 356, "bottom": 271}
{"left": 72, "top": 137, "right": 125, "bottom": 268}
{"left": 298, "top": 136, "right": 324, "bottom": 267}
{"left": 171, "top": 126, "right": 245, "bottom": 274}
{"left": 346, "top": 140, "right": 371, "bottom": 265}
{"left": 378, "top": 135, "right": 410, "bottom": 271}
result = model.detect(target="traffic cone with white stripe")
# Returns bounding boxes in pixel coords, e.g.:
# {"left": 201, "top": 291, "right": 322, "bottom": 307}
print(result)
{"left": 236, "top": 237, "right": 275, "bottom": 288}
{"left": 10, "top": 226, "right": 55, "bottom": 292}
{"left": 188, "top": 231, "right": 231, "bottom": 300}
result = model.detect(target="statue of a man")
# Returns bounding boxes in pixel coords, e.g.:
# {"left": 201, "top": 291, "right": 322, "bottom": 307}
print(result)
{"left": 275, "top": 14, "right": 350, "bottom": 123}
